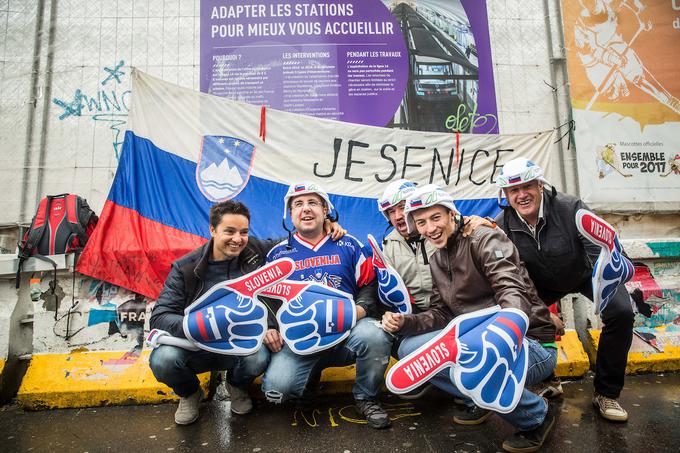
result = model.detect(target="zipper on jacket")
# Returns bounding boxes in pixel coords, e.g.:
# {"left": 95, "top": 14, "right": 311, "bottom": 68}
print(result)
{"left": 509, "top": 225, "right": 542, "bottom": 251}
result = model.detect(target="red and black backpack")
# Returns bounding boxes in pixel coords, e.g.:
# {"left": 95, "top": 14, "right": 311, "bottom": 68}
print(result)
{"left": 16, "top": 194, "right": 98, "bottom": 287}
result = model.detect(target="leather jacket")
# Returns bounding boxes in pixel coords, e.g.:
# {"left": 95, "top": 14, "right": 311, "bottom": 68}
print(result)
{"left": 400, "top": 225, "right": 556, "bottom": 343}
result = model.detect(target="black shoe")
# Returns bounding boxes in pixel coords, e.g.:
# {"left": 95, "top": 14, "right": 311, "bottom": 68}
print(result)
{"left": 397, "top": 383, "right": 433, "bottom": 400}
{"left": 453, "top": 405, "right": 492, "bottom": 425}
{"left": 355, "top": 399, "right": 391, "bottom": 429}
{"left": 502, "top": 407, "right": 555, "bottom": 453}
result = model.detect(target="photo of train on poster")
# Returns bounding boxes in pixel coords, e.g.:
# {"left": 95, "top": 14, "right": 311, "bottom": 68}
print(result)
{"left": 201, "top": 0, "right": 498, "bottom": 134}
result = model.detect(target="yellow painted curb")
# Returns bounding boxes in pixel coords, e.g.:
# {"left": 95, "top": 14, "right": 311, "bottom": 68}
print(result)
{"left": 17, "top": 351, "right": 210, "bottom": 410}
{"left": 588, "top": 328, "right": 680, "bottom": 374}
{"left": 555, "top": 330, "right": 590, "bottom": 377}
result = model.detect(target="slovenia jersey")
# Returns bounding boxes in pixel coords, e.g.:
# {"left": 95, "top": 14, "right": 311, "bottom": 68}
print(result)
{"left": 267, "top": 233, "right": 374, "bottom": 296}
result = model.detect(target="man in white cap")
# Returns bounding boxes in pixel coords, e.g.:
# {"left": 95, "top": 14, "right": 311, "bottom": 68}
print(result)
{"left": 495, "top": 157, "right": 635, "bottom": 422}
{"left": 376, "top": 179, "right": 494, "bottom": 313}
{"left": 261, "top": 181, "right": 394, "bottom": 429}
{"left": 382, "top": 184, "right": 557, "bottom": 453}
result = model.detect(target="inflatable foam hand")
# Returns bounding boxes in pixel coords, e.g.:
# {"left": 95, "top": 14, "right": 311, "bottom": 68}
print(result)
{"left": 146, "top": 328, "right": 200, "bottom": 351}
{"left": 258, "top": 281, "right": 356, "bottom": 355}
{"left": 183, "top": 258, "right": 294, "bottom": 355}
{"left": 452, "top": 307, "right": 529, "bottom": 413}
{"left": 575, "top": 209, "right": 635, "bottom": 315}
{"left": 386, "top": 306, "right": 529, "bottom": 413}
{"left": 367, "top": 234, "right": 412, "bottom": 314}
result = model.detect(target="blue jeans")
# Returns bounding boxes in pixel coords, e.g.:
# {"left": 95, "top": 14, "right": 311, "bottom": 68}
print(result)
{"left": 149, "top": 345, "right": 270, "bottom": 397}
{"left": 399, "top": 332, "right": 557, "bottom": 431}
{"left": 262, "top": 318, "right": 393, "bottom": 402}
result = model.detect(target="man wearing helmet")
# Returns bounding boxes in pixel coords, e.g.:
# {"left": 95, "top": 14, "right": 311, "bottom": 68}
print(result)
{"left": 495, "top": 157, "right": 635, "bottom": 422}
{"left": 382, "top": 184, "right": 557, "bottom": 453}
{"left": 376, "top": 179, "right": 495, "bottom": 313}
{"left": 261, "top": 182, "right": 394, "bottom": 429}
{"left": 377, "top": 179, "right": 436, "bottom": 312}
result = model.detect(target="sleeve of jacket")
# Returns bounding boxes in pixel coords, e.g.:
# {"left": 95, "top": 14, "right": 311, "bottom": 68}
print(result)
{"left": 355, "top": 279, "right": 380, "bottom": 319}
{"left": 471, "top": 228, "right": 535, "bottom": 317}
{"left": 149, "top": 262, "right": 190, "bottom": 338}
{"left": 399, "top": 282, "right": 454, "bottom": 335}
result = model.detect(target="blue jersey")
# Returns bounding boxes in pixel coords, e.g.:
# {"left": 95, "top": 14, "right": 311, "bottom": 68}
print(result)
{"left": 267, "top": 233, "right": 374, "bottom": 297}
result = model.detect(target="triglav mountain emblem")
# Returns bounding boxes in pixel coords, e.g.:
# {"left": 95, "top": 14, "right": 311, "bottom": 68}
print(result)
{"left": 196, "top": 135, "right": 255, "bottom": 201}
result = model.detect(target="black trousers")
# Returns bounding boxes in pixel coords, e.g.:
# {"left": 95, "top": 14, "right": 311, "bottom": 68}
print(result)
{"left": 580, "top": 283, "right": 635, "bottom": 398}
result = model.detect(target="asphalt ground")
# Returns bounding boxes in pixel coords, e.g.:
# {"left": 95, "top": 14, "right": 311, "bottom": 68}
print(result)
{"left": 1, "top": 373, "right": 679, "bottom": 453}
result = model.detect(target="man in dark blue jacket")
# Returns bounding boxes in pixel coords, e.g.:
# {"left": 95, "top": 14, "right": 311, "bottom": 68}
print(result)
{"left": 495, "top": 157, "right": 634, "bottom": 422}
{"left": 149, "top": 200, "right": 274, "bottom": 425}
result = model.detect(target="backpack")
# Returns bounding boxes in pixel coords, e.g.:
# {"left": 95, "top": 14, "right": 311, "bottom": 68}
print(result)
{"left": 16, "top": 194, "right": 98, "bottom": 288}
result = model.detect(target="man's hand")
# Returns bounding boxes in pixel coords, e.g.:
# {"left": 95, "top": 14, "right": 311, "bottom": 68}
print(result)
{"left": 550, "top": 312, "right": 565, "bottom": 337}
{"left": 355, "top": 305, "right": 367, "bottom": 320}
{"left": 325, "top": 219, "right": 347, "bottom": 241}
{"left": 382, "top": 311, "right": 404, "bottom": 333}
{"left": 263, "top": 328, "right": 284, "bottom": 352}
{"left": 462, "top": 215, "right": 496, "bottom": 237}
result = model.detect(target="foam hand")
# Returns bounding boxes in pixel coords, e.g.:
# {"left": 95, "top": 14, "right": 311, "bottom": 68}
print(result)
{"left": 576, "top": 209, "right": 634, "bottom": 315}
{"left": 146, "top": 328, "right": 200, "bottom": 351}
{"left": 367, "top": 234, "right": 412, "bottom": 314}
{"left": 386, "top": 306, "right": 529, "bottom": 413}
{"left": 182, "top": 258, "right": 294, "bottom": 355}
{"left": 258, "top": 281, "right": 356, "bottom": 355}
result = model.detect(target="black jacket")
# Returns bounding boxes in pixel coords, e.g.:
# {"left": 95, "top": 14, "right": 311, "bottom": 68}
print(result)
{"left": 149, "top": 237, "right": 275, "bottom": 338}
{"left": 495, "top": 189, "right": 602, "bottom": 304}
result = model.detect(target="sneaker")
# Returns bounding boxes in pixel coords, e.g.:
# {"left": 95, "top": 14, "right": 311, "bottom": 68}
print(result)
{"left": 453, "top": 405, "right": 492, "bottom": 425}
{"left": 397, "top": 383, "right": 432, "bottom": 400}
{"left": 592, "top": 393, "right": 628, "bottom": 422}
{"left": 355, "top": 399, "right": 391, "bottom": 429}
{"left": 502, "top": 403, "right": 555, "bottom": 453}
{"left": 174, "top": 389, "right": 202, "bottom": 425}
{"left": 225, "top": 381, "right": 253, "bottom": 415}
{"left": 536, "top": 377, "right": 563, "bottom": 399}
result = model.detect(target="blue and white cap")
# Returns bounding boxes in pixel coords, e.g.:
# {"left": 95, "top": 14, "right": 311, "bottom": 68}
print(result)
{"left": 403, "top": 184, "right": 458, "bottom": 233}
{"left": 377, "top": 179, "right": 417, "bottom": 220}
{"left": 283, "top": 181, "right": 335, "bottom": 219}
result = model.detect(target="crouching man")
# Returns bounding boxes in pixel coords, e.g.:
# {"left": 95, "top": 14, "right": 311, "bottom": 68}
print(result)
{"left": 149, "top": 200, "right": 272, "bottom": 425}
{"left": 261, "top": 182, "right": 394, "bottom": 429}
{"left": 382, "top": 185, "right": 557, "bottom": 452}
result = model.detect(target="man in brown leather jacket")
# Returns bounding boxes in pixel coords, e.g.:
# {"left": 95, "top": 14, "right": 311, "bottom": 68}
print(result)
{"left": 382, "top": 184, "right": 557, "bottom": 453}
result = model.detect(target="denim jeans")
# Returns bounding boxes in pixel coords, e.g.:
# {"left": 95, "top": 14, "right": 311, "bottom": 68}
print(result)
{"left": 399, "top": 332, "right": 557, "bottom": 431}
{"left": 149, "top": 344, "right": 270, "bottom": 397}
{"left": 262, "top": 318, "right": 393, "bottom": 403}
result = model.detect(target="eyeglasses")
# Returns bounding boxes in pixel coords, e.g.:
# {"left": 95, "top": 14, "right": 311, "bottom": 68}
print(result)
{"left": 291, "top": 199, "right": 322, "bottom": 210}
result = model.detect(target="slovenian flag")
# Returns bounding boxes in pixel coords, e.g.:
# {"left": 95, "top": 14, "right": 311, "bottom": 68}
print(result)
{"left": 77, "top": 70, "right": 555, "bottom": 299}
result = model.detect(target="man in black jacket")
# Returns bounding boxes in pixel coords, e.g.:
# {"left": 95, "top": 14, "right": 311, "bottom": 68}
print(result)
{"left": 149, "top": 200, "right": 274, "bottom": 425}
{"left": 495, "top": 157, "right": 634, "bottom": 422}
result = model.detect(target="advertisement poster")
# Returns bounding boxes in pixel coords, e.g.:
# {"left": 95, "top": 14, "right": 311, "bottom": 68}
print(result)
{"left": 562, "top": 0, "right": 680, "bottom": 210}
{"left": 201, "top": 0, "right": 498, "bottom": 134}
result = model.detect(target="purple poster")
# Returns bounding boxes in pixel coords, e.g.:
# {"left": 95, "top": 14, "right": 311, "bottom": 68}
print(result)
{"left": 201, "top": 0, "right": 498, "bottom": 133}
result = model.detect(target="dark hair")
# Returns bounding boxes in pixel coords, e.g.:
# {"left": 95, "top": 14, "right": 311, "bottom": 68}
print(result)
{"left": 210, "top": 200, "right": 250, "bottom": 228}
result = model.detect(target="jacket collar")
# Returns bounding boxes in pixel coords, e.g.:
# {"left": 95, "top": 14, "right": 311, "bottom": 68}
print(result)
{"left": 193, "top": 239, "right": 213, "bottom": 279}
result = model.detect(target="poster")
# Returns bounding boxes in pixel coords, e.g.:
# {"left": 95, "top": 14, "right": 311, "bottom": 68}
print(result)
{"left": 562, "top": 0, "right": 680, "bottom": 210}
{"left": 201, "top": 0, "right": 498, "bottom": 133}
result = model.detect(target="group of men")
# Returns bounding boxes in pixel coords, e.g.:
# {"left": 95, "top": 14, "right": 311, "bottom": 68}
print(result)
{"left": 149, "top": 157, "right": 634, "bottom": 453}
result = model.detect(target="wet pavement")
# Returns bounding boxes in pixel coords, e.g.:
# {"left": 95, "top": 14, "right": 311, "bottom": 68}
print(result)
{"left": 0, "top": 373, "right": 678, "bottom": 453}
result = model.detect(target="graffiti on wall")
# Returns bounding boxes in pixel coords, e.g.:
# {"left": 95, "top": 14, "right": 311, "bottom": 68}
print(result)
{"left": 32, "top": 272, "right": 152, "bottom": 353}
{"left": 52, "top": 60, "right": 130, "bottom": 159}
